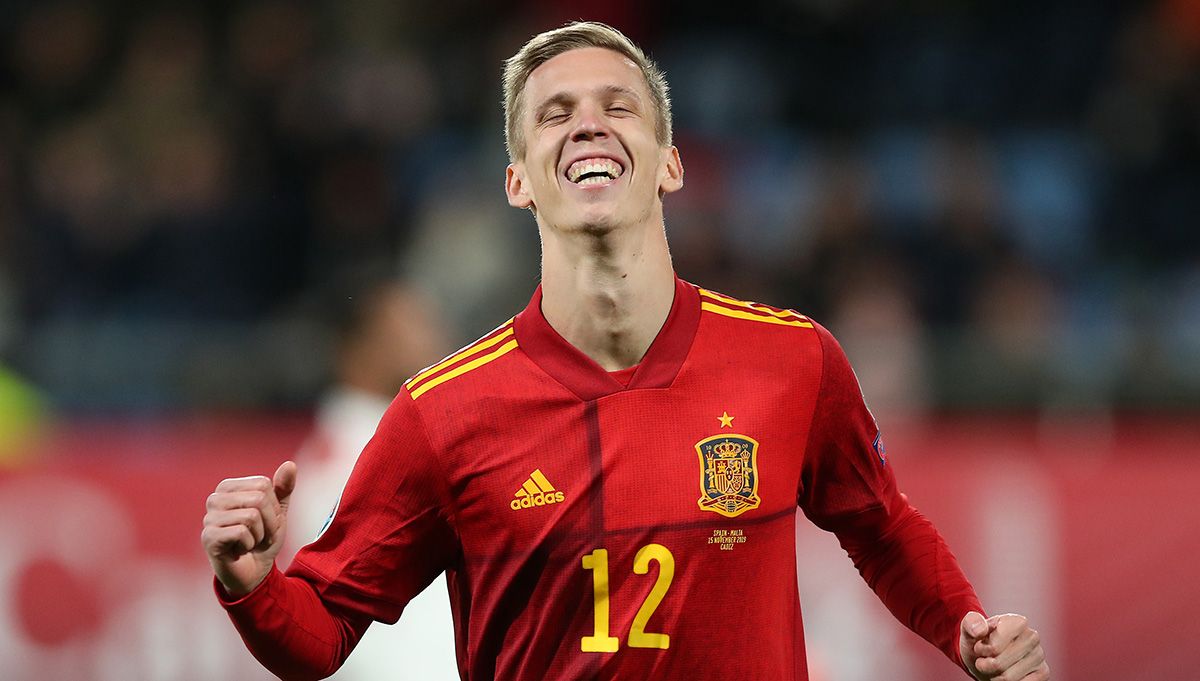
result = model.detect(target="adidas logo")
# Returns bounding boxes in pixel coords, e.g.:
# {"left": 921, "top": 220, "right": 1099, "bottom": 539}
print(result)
{"left": 510, "top": 469, "right": 565, "bottom": 510}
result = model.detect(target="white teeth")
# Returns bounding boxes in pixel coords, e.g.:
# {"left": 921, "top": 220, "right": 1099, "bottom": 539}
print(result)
{"left": 567, "top": 157, "right": 624, "bottom": 183}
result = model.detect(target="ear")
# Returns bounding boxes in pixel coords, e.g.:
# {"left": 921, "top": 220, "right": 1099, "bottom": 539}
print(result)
{"left": 505, "top": 163, "right": 534, "bottom": 210}
{"left": 659, "top": 146, "right": 683, "bottom": 196}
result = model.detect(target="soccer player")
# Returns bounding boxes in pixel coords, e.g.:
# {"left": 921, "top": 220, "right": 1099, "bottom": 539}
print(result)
{"left": 201, "top": 22, "right": 1050, "bottom": 681}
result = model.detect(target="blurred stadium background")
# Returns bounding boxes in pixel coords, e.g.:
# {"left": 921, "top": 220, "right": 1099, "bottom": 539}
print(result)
{"left": 1, "top": 1, "right": 1197, "bottom": 679}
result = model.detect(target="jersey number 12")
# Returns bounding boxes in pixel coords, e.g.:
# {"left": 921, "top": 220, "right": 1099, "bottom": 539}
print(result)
{"left": 581, "top": 544, "right": 675, "bottom": 652}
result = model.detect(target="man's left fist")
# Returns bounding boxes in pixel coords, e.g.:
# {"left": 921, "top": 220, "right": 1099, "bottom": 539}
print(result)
{"left": 959, "top": 611, "right": 1050, "bottom": 681}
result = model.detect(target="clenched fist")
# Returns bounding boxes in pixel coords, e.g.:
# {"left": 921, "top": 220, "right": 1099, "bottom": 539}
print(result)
{"left": 960, "top": 611, "right": 1050, "bottom": 681}
{"left": 201, "top": 461, "right": 297, "bottom": 596}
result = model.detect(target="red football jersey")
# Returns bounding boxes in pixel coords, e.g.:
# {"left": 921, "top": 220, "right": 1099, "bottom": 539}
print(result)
{"left": 220, "top": 277, "right": 982, "bottom": 680}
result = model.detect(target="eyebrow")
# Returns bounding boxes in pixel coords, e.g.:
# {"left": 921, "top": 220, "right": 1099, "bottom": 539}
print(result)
{"left": 532, "top": 85, "right": 644, "bottom": 119}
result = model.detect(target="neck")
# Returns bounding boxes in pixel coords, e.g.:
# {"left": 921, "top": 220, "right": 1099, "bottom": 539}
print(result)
{"left": 538, "top": 216, "right": 675, "bottom": 371}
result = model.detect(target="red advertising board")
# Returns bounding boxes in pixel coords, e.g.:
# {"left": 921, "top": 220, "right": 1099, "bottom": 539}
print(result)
{"left": 1, "top": 415, "right": 1195, "bottom": 680}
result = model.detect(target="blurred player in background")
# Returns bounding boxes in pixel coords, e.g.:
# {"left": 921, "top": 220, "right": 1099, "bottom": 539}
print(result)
{"left": 202, "top": 22, "right": 1050, "bottom": 681}
{"left": 285, "top": 276, "right": 457, "bottom": 679}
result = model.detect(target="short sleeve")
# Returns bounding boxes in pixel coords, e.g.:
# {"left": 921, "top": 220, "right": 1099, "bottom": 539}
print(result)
{"left": 797, "top": 322, "right": 905, "bottom": 533}
{"left": 287, "top": 393, "right": 459, "bottom": 624}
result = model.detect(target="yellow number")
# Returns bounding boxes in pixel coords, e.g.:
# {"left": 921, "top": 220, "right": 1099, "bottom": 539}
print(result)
{"left": 580, "top": 544, "right": 675, "bottom": 653}
{"left": 581, "top": 549, "right": 619, "bottom": 652}
{"left": 629, "top": 543, "right": 673, "bottom": 649}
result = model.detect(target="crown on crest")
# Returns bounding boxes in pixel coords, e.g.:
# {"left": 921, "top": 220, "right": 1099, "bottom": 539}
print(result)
{"left": 710, "top": 440, "right": 745, "bottom": 457}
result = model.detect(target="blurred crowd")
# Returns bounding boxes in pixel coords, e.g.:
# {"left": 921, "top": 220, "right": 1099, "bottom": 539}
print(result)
{"left": 1, "top": 0, "right": 1198, "bottom": 415}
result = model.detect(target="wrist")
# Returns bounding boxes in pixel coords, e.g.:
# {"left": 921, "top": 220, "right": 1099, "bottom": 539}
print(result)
{"left": 215, "top": 562, "right": 274, "bottom": 599}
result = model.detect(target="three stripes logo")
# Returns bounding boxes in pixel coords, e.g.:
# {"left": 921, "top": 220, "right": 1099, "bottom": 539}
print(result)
{"left": 510, "top": 469, "right": 565, "bottom": 510}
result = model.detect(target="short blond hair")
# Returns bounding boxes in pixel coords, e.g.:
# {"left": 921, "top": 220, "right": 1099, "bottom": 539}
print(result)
{"left": 502, "top": 21, "right": 673, "bottom": 161}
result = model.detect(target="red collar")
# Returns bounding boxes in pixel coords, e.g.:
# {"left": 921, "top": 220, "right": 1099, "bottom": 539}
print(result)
{"left": 513, "top": 276, "right": 700, "bottom": 401}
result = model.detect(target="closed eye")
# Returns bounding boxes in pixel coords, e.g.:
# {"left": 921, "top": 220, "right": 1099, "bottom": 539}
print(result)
{"left": 538, "top": 109, "right": 571, "bottom": 125}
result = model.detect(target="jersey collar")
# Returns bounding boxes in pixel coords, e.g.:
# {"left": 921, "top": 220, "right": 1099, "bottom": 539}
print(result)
{"left": 513, "top": 275, "right": 700, "bottom": 401}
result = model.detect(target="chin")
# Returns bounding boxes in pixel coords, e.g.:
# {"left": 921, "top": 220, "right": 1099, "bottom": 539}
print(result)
{"left": 578, "top": 214, "right": 626, "bottom": 237}
{"left": 560, "top": 205, "right": 624, "bottom": 235}
{"left": 578, "top": 221, "right": 619, "bottom": 237}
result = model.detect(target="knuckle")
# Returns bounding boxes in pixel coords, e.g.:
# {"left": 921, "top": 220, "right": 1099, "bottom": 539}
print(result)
{"left": 216, "top": 475, "right": 270, "bottom": 492}
{"left": 1029, "top": 629, "right": 1041, "bottom": 646}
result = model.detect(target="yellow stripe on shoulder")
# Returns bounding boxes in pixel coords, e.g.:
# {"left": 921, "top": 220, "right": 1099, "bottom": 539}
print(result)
{"left": 698, "top": 289, "right": 811, "bottom": 322}
{"left": 698, "top": 290, "right": 813, "bottom": 328}
{"left": 700, "top": 302, "right": 813, "bottom": 327}
{"left": 409, "top": 338, "right": 519, "bottom": 400}
{"left": 406, "top": 319, "right": 514, "bottom": 391}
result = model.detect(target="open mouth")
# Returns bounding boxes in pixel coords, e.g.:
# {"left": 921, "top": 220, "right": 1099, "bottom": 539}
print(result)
{"left": 565, "top": 157, "right": 625, "bottom": 186}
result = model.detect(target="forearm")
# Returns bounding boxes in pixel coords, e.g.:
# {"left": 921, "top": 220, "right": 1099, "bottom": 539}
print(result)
{"left": 837, "top": 502, "right": 983, "bottom": 671}
{"left": 217, "top": 564, "right": 369, "bottom": 681}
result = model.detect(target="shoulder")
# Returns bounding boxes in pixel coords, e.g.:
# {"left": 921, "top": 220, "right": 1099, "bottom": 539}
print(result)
{"left": 693, "top": 285, "right": 821, "bottom": 341}
{"left": 695, "top": 285, "right": 815, "bottom": 330}
{"left": 402, "top": 317, "right": 522, "bottom": 403}
{"left": 690, "top": 284, "right": 850, "bottom": 371}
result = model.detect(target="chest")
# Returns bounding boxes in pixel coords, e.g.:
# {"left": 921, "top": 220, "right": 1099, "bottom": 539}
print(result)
{"left": 440, "top": 366, "right": 814, "bottom": 556}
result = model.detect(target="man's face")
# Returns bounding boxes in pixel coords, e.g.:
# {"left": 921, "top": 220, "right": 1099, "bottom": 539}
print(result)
{"left": 505, "top": 47, "right": 682, "bottom": 233}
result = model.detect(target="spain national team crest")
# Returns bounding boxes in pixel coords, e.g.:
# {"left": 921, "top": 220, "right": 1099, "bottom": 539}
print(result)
{"left": 695, "top": 434, "right": 761, "bottom": 518}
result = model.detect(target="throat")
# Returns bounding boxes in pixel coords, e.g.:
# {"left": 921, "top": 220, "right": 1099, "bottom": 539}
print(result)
{"left": 568, "top": 295, "right": 654, "bottom": 371}
{"left": 537, "top": 216, "right": 676, "bottom": 371}
{"left": 540, "top": 266, "right": 675, "bottom": 372}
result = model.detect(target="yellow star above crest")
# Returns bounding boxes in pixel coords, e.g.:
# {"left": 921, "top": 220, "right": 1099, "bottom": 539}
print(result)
{"left": 718, "top": 411, "right": 734, "bottom": 428}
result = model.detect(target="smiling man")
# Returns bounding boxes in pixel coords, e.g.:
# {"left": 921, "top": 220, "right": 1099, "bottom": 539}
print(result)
{"left": 202, "top": 22, "right": 1050, "bottom": 681}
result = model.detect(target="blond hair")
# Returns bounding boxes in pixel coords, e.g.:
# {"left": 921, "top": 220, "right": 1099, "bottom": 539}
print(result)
{"left": 502, "top": 21, "right": 673, "bottom": 161}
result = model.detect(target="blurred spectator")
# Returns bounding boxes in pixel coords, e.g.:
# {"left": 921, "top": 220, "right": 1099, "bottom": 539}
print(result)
{"left": 0, "top": 1, "right": 1197, "bottom": 411}
{"left": 825, "top": 255, "right": 930, "bottom": 422}
{"left": 286, "top": 275, "right": 457, "bottom": 680}
{"left": 911, "top": 128, "right": 1018, "bottom": 327}
{"left": 1091, "top": 3, "right": 1200, "bottom": 271}
{"left": 940, "top": 258, "right": 1066, "bottom": 408}
{"left": 401, "top": 145, "right": 540, "bottom": 337}
{"left": 9, "top": 1, "right": 109, "bottom": 111}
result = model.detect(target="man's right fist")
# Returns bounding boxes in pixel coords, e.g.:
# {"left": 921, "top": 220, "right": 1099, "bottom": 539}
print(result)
{"left": 201, "top": 461, "right": 297, "bottom": 596}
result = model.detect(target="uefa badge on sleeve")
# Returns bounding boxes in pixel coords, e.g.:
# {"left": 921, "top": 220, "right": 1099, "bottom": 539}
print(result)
{"left": 695, "top": 434, "right": 762, "bottom": 518}
{"left": 873, "top": 430, "right": 887, "bottom": 466}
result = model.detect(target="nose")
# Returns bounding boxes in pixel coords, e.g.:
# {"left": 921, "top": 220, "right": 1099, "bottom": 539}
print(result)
{"left": 570, "top": 103, "right": 609, "bottom": 143}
